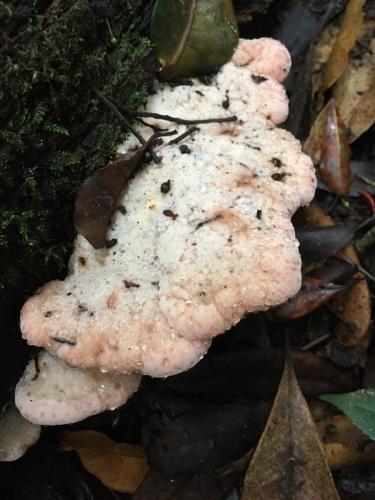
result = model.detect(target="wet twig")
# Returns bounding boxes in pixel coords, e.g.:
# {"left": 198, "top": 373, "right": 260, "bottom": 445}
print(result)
{"left": 169, "top": 126, "right": 198, "bottom": 144}
{"left": 134, "top": 111, "right": 238, "bottom": 125}
{"left": 88, "top": 81, "right": 161, "bottom": 163}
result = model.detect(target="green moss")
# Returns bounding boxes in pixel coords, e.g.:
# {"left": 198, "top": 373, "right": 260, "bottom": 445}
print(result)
{"left": 0, "top": 0, "right": 154, "bottom": 405}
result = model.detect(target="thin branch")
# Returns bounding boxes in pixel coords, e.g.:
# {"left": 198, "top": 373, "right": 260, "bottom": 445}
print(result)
{"left": 338, "top": 255, "right": 375, "bottom": 284}
{"left": 135, "top": 111, "right": 238, "bottom": 126}
{"left": 168, "top": 126, "right": 198, "bottom": 144}
{"left": 301, "top": 334, "right": 331, "bottom": 351}
{"left": 135, "top": 117, "right": 168, "bottom": 132}
{"left": 88, "top": 81, "right": 161, "bottom": 163}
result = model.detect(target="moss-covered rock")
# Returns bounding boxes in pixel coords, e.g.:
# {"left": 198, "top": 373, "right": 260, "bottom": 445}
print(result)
{"left": 0, "top": 0, "right": 155, "bottom": 410}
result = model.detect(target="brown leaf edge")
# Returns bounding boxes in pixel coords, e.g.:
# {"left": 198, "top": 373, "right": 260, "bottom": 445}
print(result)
{"left": 74, "top": 130, "right": 176, "bottom": 249}
{"left": 62, "top": 430, "right": 149, "bottom": 494}
{"left": 241, "top": 346, "right": 339, "bottom": 500}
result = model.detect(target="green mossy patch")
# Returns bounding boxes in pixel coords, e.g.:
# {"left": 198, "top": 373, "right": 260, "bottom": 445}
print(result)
{"left": 0, "top": 0, "right": 154, "bottom": 408}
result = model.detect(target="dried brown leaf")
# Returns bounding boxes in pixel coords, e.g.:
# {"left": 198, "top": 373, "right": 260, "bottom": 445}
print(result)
{"left": 333, "top": 20, "right": 375, "bottom": 142}
{"left": 304, "top": 99, "right": 331, "bottom": 165}
{"left": 304, "top": 99, "right": 352, "bottom": 195}
{"left": 61, "top": 430, "right": 149, "bottom": 493}
{"left": 330, "top": 246, "right": 371, "bottom": 347}
{"left": 268, "top": 277, "right": 347, "bottom": 322}
{"left": 312, "top": 23, "right": 339, "bottom": 97}
{"left": 318, "top": 415, "right": 375, "bottom": 470}
{"left": 297, "top": 203, "right": 335, "bottom": 229}
{"left": 323, "top": 0, "right": 366, "bottom": 90}
{"left": 299, "top": 204, "right": 371, "bottom": 348}
{"left": 320, "top": 100, "right": 352, "bottom": 196}
{"left": 241, "top": 350, "right": 339, "bottom": 500}
{"left": 74, "top": 145, "right": 148, "bottom": 249}
{"left": 347, "top": 78, "right": 375, "bottom": 142}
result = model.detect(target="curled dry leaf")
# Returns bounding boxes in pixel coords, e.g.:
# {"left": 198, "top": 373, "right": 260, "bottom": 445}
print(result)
{"left": 319, "top": 100, "right": 352, "bottom": 196}
{"left": 317, "top": 415, "right": 375, "bottom": 471}
{"left": 346, "top": 78, "right": 375, "bottom": 143}
{"left": 329, "top": 245, "right": 371, "bottom": 347}
{"left": 304, "top": 99, "right": 352, "bottom": 196}
{"left": 308, "top": 256, "right": 357, "bottom": 284}
{"left": 322, "top": 0, "right": 366, "bottom": 91}
{"left": 141, "top": 397, "right": 264, "bottom": 475}
{"left": 241, "top": 349, "right": 339, "bottom": 500}
{"left": 298, "top": 204, "right": 371, "bottom": 347}
{"left": 61, "top": 430, "right": 149, "bottom": 493}
{"left": 268, "top": 277, "right": 348, "bottom": 322}
{"left": 326, "top": 332, "right": 370, "bottom": 368}
{"left": 347, "top": 161, "right": 375, "bottom": 197}
{"left": 312, "top": 23, "right": 339, "bottom": 97}
{"left": 74, "top": 145, "right": 149, "bottom": 249}
{"left": 296, "top": 222, "right": 357, "bottom": 264}
{"left": 304, "top": 102, "right": 330, "bottom": 165}
{"left": 333, "top": 20, "right": 375, "bottom": 142}
{"left": 151, "top": 0, "right": 239, "bottom": 79}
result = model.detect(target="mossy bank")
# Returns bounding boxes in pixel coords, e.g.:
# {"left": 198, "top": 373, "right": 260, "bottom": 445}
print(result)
{"left": 0, "top": 0, "right": 154, "bottom": 410}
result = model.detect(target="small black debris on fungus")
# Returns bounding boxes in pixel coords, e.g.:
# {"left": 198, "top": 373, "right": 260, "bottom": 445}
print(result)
{"left": 106, "top": 238, "right": 118, "bottom": 248}
{"left": 118, "top": 205, "right": 127, "bottom": 215}
{"left": 198, "top": 74, "right": 214, "bottom": 85}
{"left": 79, "top": 256, "right": 86, "bottom": 266}
{"left": 272, "top": 157, "right": 282, "bottom": 168}
{"left": 179, "top": 144, "right": 190, "bottom": 154}
{"left": 163, "top": 209, "right": 179, "bottom": 220}
{"left": 222, "top": 94, "right": 230, "bottom": 109}
{"left": 271, "top": 172, "right": 287, "bottom": 181}
{"left": 161, "top": 180, "right": 171, "bottom": 194}
{"left": 44, "top": 311, "right": 53, "bottom": 318}
{"left": 196, "top": 214, "right": 223, "bottom": 230}
{"left": 195, "top": 90, "right": 204, "bottom": 96}
{"left": 251, "top": 74, "right": 268, "bottom": 84}
{"left": 247, "top": 144, "right": 261, "bottom": 151}
{"left": 51, "top": 336, "right": 77, "bottom": 346}
{"left": 256, "top": 209, "right": 262, "bottom": 220}
{"left": 124, "top": 280, "right": 140, "bottom": 289}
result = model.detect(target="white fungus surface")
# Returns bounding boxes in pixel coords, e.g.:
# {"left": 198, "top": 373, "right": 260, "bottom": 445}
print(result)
{"left": 19, "top": 38, "right": 316, "bottom": 379}
{"left": 15, "top": 351, "right": 140, "bottom": 425}
{"left": 0, "top": 406, "right": 40, "bottom": 461}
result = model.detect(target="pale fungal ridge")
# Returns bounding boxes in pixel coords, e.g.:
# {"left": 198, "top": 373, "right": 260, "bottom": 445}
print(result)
{"left": 15, "top": 351, "right": 141, "bottom": 425}
{"left": 0, "top": 406, "right": 41, "bottom": 461}
{"left": 19, "top": 38, "right": 316, "bottom": 378}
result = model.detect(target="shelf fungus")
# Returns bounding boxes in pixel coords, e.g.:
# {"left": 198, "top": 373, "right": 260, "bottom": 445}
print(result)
{"left": 15, "top": 351, "right": 140, "bottom": 426}
{"left": 16, "top": 38, "right": 316, "bottom": 428}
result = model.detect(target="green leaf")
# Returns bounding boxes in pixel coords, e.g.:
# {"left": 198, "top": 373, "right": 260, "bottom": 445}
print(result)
{"left": 151, "top": 0, "right": 239, "bottom": 80}
{"left": 321, "top": 389, "right": 375, "bottom": 440}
